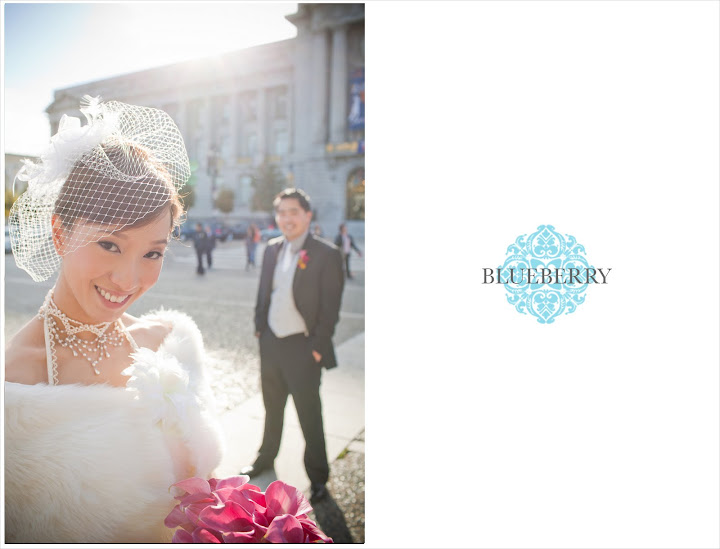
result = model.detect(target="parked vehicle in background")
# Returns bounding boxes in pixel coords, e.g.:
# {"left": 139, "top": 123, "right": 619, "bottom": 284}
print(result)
{"left": 177, "top": 223, "right": 199, "bottom": 242}
{"left": 175, "top": 222, "right": 226, "bottom": 242}
{"left": 175, "top": 220, "right": 275, "bottom": 242}
{"left": 210, "top": 223, "right": 231, "bottom": 243}
{"left": 228, "top": 223, "right": 248, "bottom": 240}
{"left": 260, "top": 227, "right": 283, "bottom": 241}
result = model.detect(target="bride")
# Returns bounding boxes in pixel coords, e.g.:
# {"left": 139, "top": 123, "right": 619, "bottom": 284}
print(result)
{"left": 4, "top": 97, "right": 224, "bottom": 543}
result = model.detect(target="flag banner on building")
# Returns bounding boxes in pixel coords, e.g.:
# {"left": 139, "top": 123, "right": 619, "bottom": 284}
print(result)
{"left": 348, "top": 68, "right": 365, "bottom": 130}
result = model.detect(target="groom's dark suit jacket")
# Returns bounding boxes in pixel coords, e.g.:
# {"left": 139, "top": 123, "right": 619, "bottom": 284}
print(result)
{"left": 255, "top": 233, "right": 345, "bottom": 369}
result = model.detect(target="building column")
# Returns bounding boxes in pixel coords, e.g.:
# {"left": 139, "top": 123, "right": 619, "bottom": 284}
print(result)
{"left": 256, "top": 88, "right": 267, "bottom": 165}
{"left": 230, "top": 93, "right": 239, "bottom": 162}
{"left": 174, "top": 98, "right": 190, "bottom": 196}
{"left": 311, "top": 30, "right": 329, "bottom": 145}
{"left": 193, "top": 97, "right": 213, "bottom": 217}
{"left": 286, "top": 84, "right": 294, "bottom": 157}
{"left": 329, "top": 25, "right": 348, "bottom": 144}
{"left": 48, "top": 113, "right": 62, "bottom": 140}
{"left": 229, "top": 93, "right": 240, "bottom": 210}
{"left": 174, "top": 100, "right": 187, "bottom": 139}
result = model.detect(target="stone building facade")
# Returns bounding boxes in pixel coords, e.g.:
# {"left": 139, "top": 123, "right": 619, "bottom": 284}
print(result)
{"left": 45, "top": 3, "right": 365, "bottom": 238}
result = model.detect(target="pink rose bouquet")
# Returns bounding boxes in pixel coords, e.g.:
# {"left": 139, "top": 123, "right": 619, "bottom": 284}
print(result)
{"left": 164, "top": 476, "right": 333, "bottom": 543}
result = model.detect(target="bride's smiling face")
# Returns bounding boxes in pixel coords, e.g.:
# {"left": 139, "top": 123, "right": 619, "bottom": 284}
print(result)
{"left": 53, "top": 209, "right": 172, "bottom": 324}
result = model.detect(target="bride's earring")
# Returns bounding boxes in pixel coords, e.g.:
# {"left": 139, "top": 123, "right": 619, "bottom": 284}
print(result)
{"left": 51, "top": 215, "right": 66, "bottom": 256}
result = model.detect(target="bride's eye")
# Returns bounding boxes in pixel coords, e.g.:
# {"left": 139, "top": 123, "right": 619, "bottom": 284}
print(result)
{"left": 98, "top": 241, "right": 120, "bottom": 253}
{"left": 145, "top": 251, "right": 164, "bottom": 260}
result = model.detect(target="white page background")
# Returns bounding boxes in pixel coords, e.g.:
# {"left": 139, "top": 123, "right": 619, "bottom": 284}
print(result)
{"left": 367, "top": 2, "right": 719, "bottom": 547}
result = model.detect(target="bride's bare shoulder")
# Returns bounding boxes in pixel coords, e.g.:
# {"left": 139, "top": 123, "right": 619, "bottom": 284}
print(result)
{"left": 122, "top": 313, "right": 172, "bottom": 352}
{"left": 5, "top": 316, "right": 49, "bottom": 385}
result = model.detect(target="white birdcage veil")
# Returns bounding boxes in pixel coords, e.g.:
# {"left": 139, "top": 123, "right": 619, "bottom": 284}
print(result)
{"left": 9, "top": 96, "right": 190, "bottom": 282}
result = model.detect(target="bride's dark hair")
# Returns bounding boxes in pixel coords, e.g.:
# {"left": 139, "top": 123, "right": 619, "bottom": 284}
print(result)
{"left": 54, "top": 141, "right": 184, "bottom": 232}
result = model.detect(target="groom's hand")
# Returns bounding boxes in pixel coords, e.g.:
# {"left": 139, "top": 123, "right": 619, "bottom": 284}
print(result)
{"left": 312, "top": 350, "right": 322, "bottom": 363}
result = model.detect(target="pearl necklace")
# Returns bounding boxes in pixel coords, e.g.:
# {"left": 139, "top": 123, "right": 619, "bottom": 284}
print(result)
{"left": 38, "top": 290, "right": 133, "bottom": 378}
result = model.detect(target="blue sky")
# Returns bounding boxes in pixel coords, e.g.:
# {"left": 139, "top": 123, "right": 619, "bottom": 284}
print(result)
{"left": 3, "top": 2, "right": 298, "bottom": 155}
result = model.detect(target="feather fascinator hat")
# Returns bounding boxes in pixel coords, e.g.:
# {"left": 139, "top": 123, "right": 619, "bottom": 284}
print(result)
{"left": 9, "top": 96, "right": 190, "bottom": 282}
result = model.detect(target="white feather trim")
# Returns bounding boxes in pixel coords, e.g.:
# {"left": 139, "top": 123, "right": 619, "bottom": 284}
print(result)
{"left": 17, "top": 99, "right": 117, "bottom": 193}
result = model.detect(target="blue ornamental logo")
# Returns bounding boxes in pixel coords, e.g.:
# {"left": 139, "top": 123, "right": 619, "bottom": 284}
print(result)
{"left": 489, "top": 225, "right": 610, "bottom": 324}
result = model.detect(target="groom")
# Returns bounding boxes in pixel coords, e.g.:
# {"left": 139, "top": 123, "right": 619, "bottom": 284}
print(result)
{"left": 241, "top": 188, "right": 344, "bottom": 503}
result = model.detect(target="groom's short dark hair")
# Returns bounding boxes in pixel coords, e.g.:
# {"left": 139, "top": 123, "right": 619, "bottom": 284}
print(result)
{"left": 273, "top": 188, "right": 311, "bottom": 212}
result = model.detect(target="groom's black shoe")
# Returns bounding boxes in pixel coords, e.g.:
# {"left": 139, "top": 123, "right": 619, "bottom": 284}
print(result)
{"left": 239, "top": 461, "right": 272, "bottom": 479}
{"left": 310, "top": 483, "right": 328, "bottom": 503}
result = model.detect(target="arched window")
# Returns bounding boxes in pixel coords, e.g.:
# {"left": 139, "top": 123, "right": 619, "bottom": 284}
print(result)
{"left": 346, "top": 168, "right": 365, "bottom": 220}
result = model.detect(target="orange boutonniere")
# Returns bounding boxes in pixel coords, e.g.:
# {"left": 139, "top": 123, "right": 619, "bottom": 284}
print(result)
{"left": 298, "top": 249, "right": 309, "bottom": 270}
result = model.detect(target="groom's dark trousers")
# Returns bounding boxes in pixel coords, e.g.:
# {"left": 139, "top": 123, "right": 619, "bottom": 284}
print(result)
{"left": 258, "top": 330, "right": 327, "bottom": 484}
{"left": 254, "top": 233, "right": 345, "bottom": 485}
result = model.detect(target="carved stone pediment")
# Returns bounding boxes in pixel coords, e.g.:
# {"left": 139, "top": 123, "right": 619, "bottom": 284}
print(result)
{"left": 287, "top": 4, "right": 364, "bottom": 33}
{"left": 46, "top": 93, "right": 79, "bottom": 115}
{"left": 311, "top": 4, "right": 364, "bottom": 31}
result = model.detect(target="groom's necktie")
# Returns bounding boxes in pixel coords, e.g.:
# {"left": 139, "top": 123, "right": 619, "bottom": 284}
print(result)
{"left": 281, "top": 242, "right": 293, "bottom": 271}
{"left": 269, "top": 240, "right": 307, "bottom": 337}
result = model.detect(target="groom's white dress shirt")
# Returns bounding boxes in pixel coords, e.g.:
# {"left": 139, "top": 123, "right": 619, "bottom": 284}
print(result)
{"left": 268, "top": 232, "right": 309, "bottom": 338}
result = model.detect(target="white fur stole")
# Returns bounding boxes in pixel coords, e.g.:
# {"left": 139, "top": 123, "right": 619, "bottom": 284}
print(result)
{"left": 4, "top": 309, "right": 224, "bottom": 543}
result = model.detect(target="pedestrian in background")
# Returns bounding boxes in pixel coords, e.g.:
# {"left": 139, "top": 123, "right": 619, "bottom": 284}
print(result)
{"left": 193, "top": 222, "right": 209, "bottom": 275}
{"left": 334, "top": 223, "right": 362, "bottom": 280}
{"left": 205, "top": 224, "right": 216, "bottom": 269}
{"left": 246, "top": 223, "right": 260, "bottom": 270}
{"left": 240, "top": 188, "right": 344, "bottom": 504}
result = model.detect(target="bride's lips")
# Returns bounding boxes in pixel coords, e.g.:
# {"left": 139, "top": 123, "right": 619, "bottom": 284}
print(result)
{"left": 95, "top": 285, "right": 132, "bottom": 309}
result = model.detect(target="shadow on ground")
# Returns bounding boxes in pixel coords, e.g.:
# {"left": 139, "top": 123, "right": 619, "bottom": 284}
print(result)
{"left": 308, "top": 448, "right": 365, "bottom": 543}
{"left": 236, "top": 460, "right": 365, "bottom": 543}
{"left": 311, "top": 495, "right": 355, "bottom": 543}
